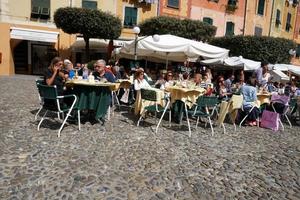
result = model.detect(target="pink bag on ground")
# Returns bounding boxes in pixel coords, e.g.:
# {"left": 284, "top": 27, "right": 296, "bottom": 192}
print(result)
{"left": 260, "top": 110, "right": 279, "bottom": 131}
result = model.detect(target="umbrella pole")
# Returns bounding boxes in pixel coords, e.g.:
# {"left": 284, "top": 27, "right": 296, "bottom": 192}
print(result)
{"left": 165, "top": 52, "right": 169, "bottom": 70}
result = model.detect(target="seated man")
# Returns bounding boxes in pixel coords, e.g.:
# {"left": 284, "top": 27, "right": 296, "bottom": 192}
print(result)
{"left": 240, "top": 79, "right": 260, "bottom": 126}
{"left": 93, "top": 59, "right": 115, "bottom": 83}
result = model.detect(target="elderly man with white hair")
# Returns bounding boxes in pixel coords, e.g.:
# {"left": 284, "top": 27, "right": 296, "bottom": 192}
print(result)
{"left": 92, "top": 59, "right": 115, "bottom": 83}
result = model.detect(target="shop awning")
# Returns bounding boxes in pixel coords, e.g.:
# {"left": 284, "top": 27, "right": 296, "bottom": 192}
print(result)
{"left": 10, "top": 27, "right": 59, "bottom": 43}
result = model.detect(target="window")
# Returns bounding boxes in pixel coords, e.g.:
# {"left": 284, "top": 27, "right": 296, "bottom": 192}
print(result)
{"left": 275, "top": 9, "right": 281, "bottom": 27}
{"left": 225, "top": 22, "right": 235, "bottom": 36}
{"left": 228, "top": 0, "right": 237, "bottom": 6}
{"left": 167, "top": 0, "right": 179, "bottom": 8}
{"left": 286, "top": 12, "right": 292, "bottom": 32}
{"left": 254, "top": 26, "right": 263, "bottom": 36}
{"left": 257, "top": 0, "right": 265, "bottom": 15}
{"left": 82, "top": 0, "right": 97, "bottom": 9}
{"left": 31, "top": 0, "right": 50, "bottom": 20}
{"left": 124, "top": 7, "right": 138, "bottom": 28}
{"left": 203, "top": 17, "right": 213, "bottom": 25}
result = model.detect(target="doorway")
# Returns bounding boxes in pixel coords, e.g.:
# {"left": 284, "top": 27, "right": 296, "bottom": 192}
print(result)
{"left": 31, "top": 44, "right": 57, "bottom": 75}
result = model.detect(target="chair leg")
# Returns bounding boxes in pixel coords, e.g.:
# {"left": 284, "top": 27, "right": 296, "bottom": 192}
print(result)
{"left": 169, "top": 110, "right": 172, "bottom": 127}
{"left": 208, "top": 117, "right": 214, "bottom": 136}
{"left": 239, "top": 115, "right": 249, "bottom": 127}
{"left": 35, "top": 106, "right": 43, "bottom": 121}
{"left": 137, "top": 111, "right": 146, "bottom": 127}
{"left": 278, "top": 118, "right": 284, "bottom": 131}
{"left": 184, "top": 103, "right": 191, "bottom": 137}
{"left": 78, "top": 110, "right": 81, "bottom": 131}
{"left": 155, "top": 103, "right": 170, "bottom": 134}
{"left": 38, "top": 110, "right": 48, "bottom": 131}
{"left": 221, "top": 123, "right": 226, "bottom": 134}
{"left": 195, "top": 117, "right": 199, "bottom": 130}
{"left": 284, "top": 114, "right": 292, "bottom": 128}
{"left": 155, "top": 111, "right": 157, "bottom": 125}
{"left": 107, "top": 106, "right": 111, "bottom": 121}
{"left": 57, "top": 112, "right": 61, "bottom": 120}
{"left": 58, "top": 99, "right": 76, "bottom": 137}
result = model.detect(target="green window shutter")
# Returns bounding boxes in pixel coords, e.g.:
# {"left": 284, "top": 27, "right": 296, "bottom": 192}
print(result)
{"left": 124, "top": 7, "right": 137, "bottom": 28}
{"left": 203, "top": 17, "right": 213, "bottom": 25}
{"left": 286, "top": 13, "right": 292, "bottom": 32}
{"left": 82, "top": 0, "right": 97, "bottom": 9}
{"left": 225, "top": 22, "right": 234, "bottom": 36}
{"left": 275, "top": 9, "right": 281, "bottom": 26}
{"left": 257, "top": 0, "right": 265, "bottom": 15}
{"left": 32, "top": 0, "right": 50, "bottom": 8}
{"left": 167, "top": 0, "right": 179, "bottom": 8}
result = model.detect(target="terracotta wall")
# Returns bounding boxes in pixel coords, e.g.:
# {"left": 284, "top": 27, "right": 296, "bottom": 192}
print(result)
{"left": 190, "top": 0, "right": 245, "bottom": 36}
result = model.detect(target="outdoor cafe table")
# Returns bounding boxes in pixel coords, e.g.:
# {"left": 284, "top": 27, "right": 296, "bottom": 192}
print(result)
{"left": 134, "top": 87, "right": 165, "bottom": 115}
{"left": 66, "top": 80, "right": 117, "bottom": 120}
{"left": 166, "top": 86, "right": 206, "bottom": 123}
{"left": 256, "top": 92, "right": 272, "bottom": 107}
{"left": 166, "top": 86, "right": 206, "bottom": 107}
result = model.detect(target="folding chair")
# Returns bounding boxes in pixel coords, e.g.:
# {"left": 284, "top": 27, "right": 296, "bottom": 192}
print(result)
{"left": 288, "top": 98, "right": 298, "bottom": 120}
{"left": 238, "top": 103, "right": 260, "bottom": 128}
{"left": 36, "top": 83, "right": 80, "bottom": 137}
{"left": 137, "top": 88, "right": 171, "bottom": 134}
{"left": 270, "top": 94, "right": 291, "bottom": 129}
{"left": 35, "top": 79, "right": 45, "bottom": 121}
{"left": 186, "top": 96, "right": 219, "bottom": 137}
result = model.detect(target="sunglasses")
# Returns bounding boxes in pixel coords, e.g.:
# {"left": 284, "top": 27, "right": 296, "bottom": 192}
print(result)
{"left": 167, "top": 74, "right": 173, "bottom": 76}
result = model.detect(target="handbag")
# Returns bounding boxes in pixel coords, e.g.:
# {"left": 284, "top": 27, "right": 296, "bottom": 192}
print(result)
{"left": 260, "top": 110, "right": 279, "bottom": 131}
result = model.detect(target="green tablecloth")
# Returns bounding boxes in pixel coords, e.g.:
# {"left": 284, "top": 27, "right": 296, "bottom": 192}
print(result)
{"left": 70, "top": 85, "right": 111, "bottom": 120}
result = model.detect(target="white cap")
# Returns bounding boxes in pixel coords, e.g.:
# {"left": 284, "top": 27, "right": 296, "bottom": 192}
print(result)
{"left": 64, "top": 59, "right": 72, "bottom": 65}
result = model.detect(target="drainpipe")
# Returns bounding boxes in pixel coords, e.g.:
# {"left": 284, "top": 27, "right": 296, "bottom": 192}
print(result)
{"left": 157, "top": 0, "right": 160, "bottom": 16}
{"left": 242, "top": 0, "right": 247, "bottom": 35}
{"left": 268, "top": 0, "right": 275, "bottom": 36}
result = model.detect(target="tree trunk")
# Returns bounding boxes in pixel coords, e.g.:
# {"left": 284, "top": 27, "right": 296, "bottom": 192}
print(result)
{"left": 84, "top": 36, "right": 90, "bottom": 63}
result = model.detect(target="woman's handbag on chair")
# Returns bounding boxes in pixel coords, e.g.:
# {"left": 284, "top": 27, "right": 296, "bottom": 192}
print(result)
{"left": 260, "top": 110, "right": 279, "bottom": 131}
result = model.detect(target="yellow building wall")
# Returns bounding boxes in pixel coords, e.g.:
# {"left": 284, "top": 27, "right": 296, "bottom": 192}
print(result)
{"left": 116, "top": 0, "right": 158, "bottom": 39}
{"left": 280, "top": 2, "right": 297, "bottom": 40}
{"left": 0, "top": 23, "right": 14, "bottom": 75}
{"left": 269, "top": 1, "right": 297, "bottom": 40}
{"left": 244, "top": 0, "right": 273, "bottom": 36}
{"left": 160, "top": 0, "right": 189, "bottom": 18}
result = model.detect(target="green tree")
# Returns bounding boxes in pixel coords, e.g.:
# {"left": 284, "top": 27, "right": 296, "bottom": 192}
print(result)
{"left": 138, "top": 16, "right": 216, "bottom": 42}
{"left": 210, "top": 36, "right": 296, "bottom": 63}
{"left": 54, "top": 7, "right": 122, "bottom": 61}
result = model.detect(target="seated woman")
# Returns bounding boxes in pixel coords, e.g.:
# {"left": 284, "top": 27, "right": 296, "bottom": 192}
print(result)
{"left": 160, "top": 71, "right": 174, "bottom": 90}
{"left": 218, "top": 77, "right": 230, "bottom": 100}
{"left": 44, "top": 57, "right": 65, "bottom": 95}
{"left": 134, "top": 69, "right": 151, "bottom": 91}
{"left": 154, "top": 73, "right": 166, "bottom": 89}
{"left": 240, "top": 79, "right": 260, "bottom": 126}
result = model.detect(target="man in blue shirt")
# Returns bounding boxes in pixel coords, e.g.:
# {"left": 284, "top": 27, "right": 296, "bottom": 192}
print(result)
{"left": 93, "top": 59, "right": 115, "bottom": 83}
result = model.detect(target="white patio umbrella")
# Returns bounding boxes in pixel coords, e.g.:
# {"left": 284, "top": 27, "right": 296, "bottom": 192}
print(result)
{"left": 116, "top": 34, "right": 229, "bottom": 64}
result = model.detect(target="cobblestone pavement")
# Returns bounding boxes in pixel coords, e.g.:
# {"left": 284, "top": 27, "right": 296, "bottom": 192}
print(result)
{"left": 0, "top": 75, "right": 299, "bottom": 200}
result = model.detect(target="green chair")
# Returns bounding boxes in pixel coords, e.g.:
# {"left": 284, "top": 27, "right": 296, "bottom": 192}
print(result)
{"left": 137, "top": 88, "right": 171, "bottom": 134}
{"left": 36, "top": 82, "right": 80, "bottom": 137}
{"left": 186, "top": 96, "right": 219, "bottom": 137}
{"left": 35, "top": 79, "right": 45, "bottom": 121}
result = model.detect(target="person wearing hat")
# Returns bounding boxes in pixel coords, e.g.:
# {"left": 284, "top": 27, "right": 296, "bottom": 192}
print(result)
{"left": 63, "top": 59, "right": 75, "bottom": 80}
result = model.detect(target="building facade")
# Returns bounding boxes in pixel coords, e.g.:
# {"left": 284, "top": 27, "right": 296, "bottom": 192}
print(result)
{"left": 190, "top": 0, "right": 245, "bottom": 37}
{"left": 292, "top": 4, "right": 300, "bottom": 65}
{"left": 159, "top": 0, "right": 191, "bottom": 18}
{"left": 269, "top": 0, "right": 298, "bottom": 39}
{"left": 244, "top": 0, "right": 273, "bottom": 36}
{"left": 0, "top": 0, "right": 158, "bottom": 75}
